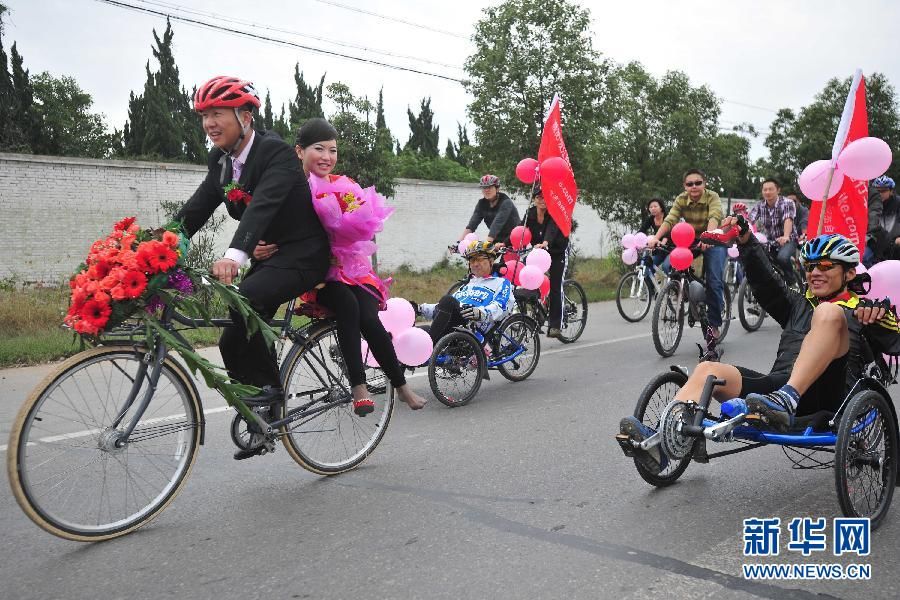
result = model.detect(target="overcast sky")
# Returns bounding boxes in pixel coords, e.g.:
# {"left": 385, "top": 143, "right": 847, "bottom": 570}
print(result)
{"left": 4, "top": 0, "right": 899, "bottom": 161}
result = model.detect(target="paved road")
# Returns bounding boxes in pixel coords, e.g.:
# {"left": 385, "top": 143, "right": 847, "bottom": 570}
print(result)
{"left": 2, "top": 301, "right": 899, "bottom": 600}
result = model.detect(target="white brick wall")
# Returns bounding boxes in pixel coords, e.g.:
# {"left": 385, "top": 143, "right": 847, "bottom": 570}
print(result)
{"left": 0, "top": 153, "right": 612, "bottom": 284}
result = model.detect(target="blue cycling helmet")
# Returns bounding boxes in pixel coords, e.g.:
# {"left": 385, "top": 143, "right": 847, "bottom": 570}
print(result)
{"left": 873, "top": 175, "right": 895, "bottom": 190}
{"left": 800, "top": 233, "right": 859, "bottom": 267}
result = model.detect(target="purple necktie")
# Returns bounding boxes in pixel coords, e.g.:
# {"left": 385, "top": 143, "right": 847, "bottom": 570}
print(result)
{"left": 231, "top": 157, "right": 243, "bottom": 182}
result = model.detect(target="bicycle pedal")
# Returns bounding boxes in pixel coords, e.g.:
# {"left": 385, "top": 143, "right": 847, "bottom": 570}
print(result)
{"left": 615, "top": 434, "right": 637, "bottom": 457}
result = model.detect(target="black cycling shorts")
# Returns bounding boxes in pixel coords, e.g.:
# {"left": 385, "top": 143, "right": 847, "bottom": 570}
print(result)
{"left": 737, "top": 353, "right": 850, "bottom": 415}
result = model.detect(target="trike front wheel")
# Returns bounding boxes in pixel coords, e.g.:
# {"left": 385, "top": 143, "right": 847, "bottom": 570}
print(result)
{"left": 633, "top": 370, "right": 692, "bottom": 487}
{"left": 428, "top": 331, "right": 484, "bottom": 407}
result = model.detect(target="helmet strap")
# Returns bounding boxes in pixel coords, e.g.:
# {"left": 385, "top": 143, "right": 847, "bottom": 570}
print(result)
{"left": 224, "top": 108, "right": 253, "bottom": 156}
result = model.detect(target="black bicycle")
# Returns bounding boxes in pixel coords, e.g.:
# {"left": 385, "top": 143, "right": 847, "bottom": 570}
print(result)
{"left": 8, "top": 295, "right": 392, "bottom": 541}
{"left": 736, "top": 240, "right": 806, "bottom": 332}
{"left": 651, "top": 246, "right": 732, "bottom": 358}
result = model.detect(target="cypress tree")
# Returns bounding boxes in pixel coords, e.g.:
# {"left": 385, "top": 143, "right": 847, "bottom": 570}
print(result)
{"left": 288, "top": 63, "right": 324, "bottom": 129}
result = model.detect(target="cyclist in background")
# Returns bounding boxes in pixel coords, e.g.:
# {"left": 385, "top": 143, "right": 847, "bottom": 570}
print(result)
{"left": 459, "top": 174, "right": 521, "bottom": 247}
{"left": 524, "top": 185, "right": 569, "bottom": 339}
{"left": 785, "top": 193, "right": 809, "bottom": 242}
{"left": 647, "top": 169, "right": 726, "bottom": 344}
{"left": 639, "top": 197, "right": 669, "bottom": 273}
{"left": 864, "top": 176, "right": 900, "bottom": 266}
{"left": 747, "top": 178, "right": 798, "bottom": 286}
{"left": 414, "top": 242, "right": 513, "bottom": 344}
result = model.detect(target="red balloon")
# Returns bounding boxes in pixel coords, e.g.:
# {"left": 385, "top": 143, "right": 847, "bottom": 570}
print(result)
{"left": 509, "top": 226, "right": 532, "bottom": 250}
{"left": 539, "top": 276, "right": 550, "bottom": 299}
{"left": 540, "top": 156, "right": 570, "bottom": 182}
{"left": 669, "top": 247, "right": 694, "bottom": 271}
{"left": 671, "top": 222, "right": 696, "bottom": 248}
{"left": 515, "top": 158, "right": 539, "bottom": 184}
{"left": 504, "top": 260, "right": 525, "bottom": 284}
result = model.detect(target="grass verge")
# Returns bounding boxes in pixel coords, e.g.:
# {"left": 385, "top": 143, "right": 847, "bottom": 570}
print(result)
{"left": 0, "top": 256, "right": 620, "bottom": 368}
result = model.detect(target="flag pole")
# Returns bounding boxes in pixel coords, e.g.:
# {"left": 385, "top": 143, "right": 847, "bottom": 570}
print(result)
{"left": 815, "top": 166, "right": 837, "bottom": 236}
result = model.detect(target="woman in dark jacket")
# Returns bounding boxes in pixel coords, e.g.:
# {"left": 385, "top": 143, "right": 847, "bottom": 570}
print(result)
{"left": 639, "top": 197, "right": 669, "bottom": 273}
{"left": 524, "top": 186, "right": 569, "bottom": 339}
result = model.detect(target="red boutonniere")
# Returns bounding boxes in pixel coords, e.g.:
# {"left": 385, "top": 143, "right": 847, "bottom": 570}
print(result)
{"left": 224, "top": 182, "right": 252, "bottom": 206}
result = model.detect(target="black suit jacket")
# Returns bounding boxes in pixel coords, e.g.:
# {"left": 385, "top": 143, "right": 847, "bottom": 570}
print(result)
{"left": 176, "top": 130, "right": 330, "bottom": 273}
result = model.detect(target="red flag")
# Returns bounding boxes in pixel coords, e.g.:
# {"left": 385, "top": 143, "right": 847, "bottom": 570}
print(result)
{"left": 537, "top": 95, "right": 577, "bottom": 237}
{"left": 807, "top": 72, "right": 869, "bottom": 252}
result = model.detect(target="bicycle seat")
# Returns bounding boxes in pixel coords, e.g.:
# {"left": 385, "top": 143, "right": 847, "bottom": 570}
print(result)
{"left": 294, "top": 289, "right": 335, "bottom": 319}
{"left": 514, "top": 288, "right": 540, "bottom": 301}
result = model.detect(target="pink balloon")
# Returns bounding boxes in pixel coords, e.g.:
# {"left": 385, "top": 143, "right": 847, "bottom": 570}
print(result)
{"left": 671, "top": 222, "right": 695, "bottom": 248}
{"left": 360, "top": 339, "right": 380, "bottom": 367}
{"left": 393, "top": 327, "right": 433, "bottom": 366}
{"left": 755, "top": 232, "right": 768, "bottom": 244}
{"left": 518, "top": 265, "right": 544, "bottom": 290}
{"left": 727, "top": 245, "right": 739, "bottom": 258}
{"left": 463, "top": 232, "right": 479, "bottom": 243}
{"left": 670, "top": 247, "right": 694, "bottom": 271}
{"left": 540, "top": 156, "right": 570, "bottom": 182}
{"left": 539, "top": 276, "right": 550, "bottom": 299}
{"left": 516, "top": 158, "right": 539, "bottom": 184}
{"left": 798, "top": 160, "right": 845, "bottom": 200}
{"left": 837, "top": 137, "right": 893, "bottom": 181}
{"left": 379, "top": 297, "right": 415, "bottom": 335}
{"left": 526, "top": 247, "right": 552, "bottom": 272}
{"left": 621, "top": 233, "right": 636, "bottom": 249}
{"left": 866, "top": 260, "right": 900, "bottom": 300}
{"left": 621, "top": 247, "right": 638, "bottom": 265}
{"left": 854, "top": 262, "right": 867, "bottom": 275}
{"left": 509, "top": 226, "right": 532, "bottom": 250}
{"left": 633, "top": 232, "right": 648, "bottom": 249}
{"left": 458, "top": 240, "right": 469, "bottom": 255}
{"left": 503, "top": 260, "right": 525, "bottom": 284}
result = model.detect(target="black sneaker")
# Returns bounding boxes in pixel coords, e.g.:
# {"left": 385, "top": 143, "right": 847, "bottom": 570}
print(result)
{"left": 746, "top": 390, "right": 796, "bottom": 431}
{"left": 619, "top": 416, "right": 668, "bottom": 474}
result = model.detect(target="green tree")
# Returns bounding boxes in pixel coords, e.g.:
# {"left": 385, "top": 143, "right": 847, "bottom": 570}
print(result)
{"left": 404, "top": 97, "right": 439, "bottom": 157}
{"left": 122, "top": 20, "right": 205, "bottom": 163}
{"left": 30, "top": 72, "right": 113, "bottom": 158}
{"left": 288, "top": 63, "right": 324, "bottom": 131}
{"left": 447, "top": 122, "right": 476, "bottom": 168}
{"left": 465, "top": 0, "right": 610, "bottom": 189}
{"left": 326, "top": 82, "right": 395, "bottom": 195}
{"left": 764, "top": 72, "right": 900, "bottom": 190}
{"left": 0, "top": 6, "right": 31, "bottom": 152}
{"left": 374, "top": 87, "right": 393, "bottom": 154}
{"left": 585, "top": 62, "right": 722, "bottom": 226}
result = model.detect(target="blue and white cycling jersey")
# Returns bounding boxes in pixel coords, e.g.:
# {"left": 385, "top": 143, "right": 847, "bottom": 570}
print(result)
{"left": 420, "top": 275, "right": 513, "bottom": 329}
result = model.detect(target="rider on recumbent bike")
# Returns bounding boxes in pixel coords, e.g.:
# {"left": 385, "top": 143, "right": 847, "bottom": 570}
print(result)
{"left": 620, "top": 214, "right": 900, "bottom": 474}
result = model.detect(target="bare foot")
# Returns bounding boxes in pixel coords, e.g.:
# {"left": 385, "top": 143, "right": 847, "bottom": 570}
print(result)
{"left": 397, "top": 385, "right": 427, "bottom": 410}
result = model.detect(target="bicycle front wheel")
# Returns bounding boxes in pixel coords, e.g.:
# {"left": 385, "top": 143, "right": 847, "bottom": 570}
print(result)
{"left": 496, "top": 314, "right": 541, "bottom": 381}
{"left": 651, "top": 280, "right": 684, "bottom": 357}
{"left": 737, "top": 279, "right": 766, "bottom": 332}
{"left": 615, "top": 272, "right": 651, "bottom": 323}
{"left": 558, "top": 280, "right": 588, "bottom": 343}
{"left": 7, "top": 346, "right": 202, "bottom": 541}
{"left": 279, "top": 322, "right": 394, "bottom": 474}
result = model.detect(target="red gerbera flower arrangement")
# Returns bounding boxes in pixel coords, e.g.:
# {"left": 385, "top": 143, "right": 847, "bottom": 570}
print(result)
{"left": 64, "top": 218, "right": 191, "bottom": 336}
{"left": 224, "top": 182, "right": 252, "bottom": 206}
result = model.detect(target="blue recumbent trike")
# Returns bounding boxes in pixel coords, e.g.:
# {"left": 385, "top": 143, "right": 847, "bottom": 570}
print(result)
{"left": 616, "top": 335, "right": 900, "bottom": 529}
{"left": 426, "top": 312, "right": 541, "bottom": 407}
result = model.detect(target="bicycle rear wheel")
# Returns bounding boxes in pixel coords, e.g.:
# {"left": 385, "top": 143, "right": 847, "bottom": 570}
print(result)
{"left": 7, "top": 346, "right": 202, "bottom": 541}
{"left": 558, "top": 280, "right": 588, "bottom": 343}
{"left": 717, "top": 285, "right": 732, "bottom": 343}
{"left": 496, "top": 314, "right": 541, "bottom": 382}
{"left": 835, "top": 390, "right": 898, "bottom": 529}
{"left": 737, "top": 279, "right": 766, "bottom": 332}
{"left": 651, "top": 280, "right": 684, "bottom": 357}
{"left": 279, "top": 323, "right": 394, "bottom": 475}
{"left": 615, "top": 271, "right": 652, "bottom": 323}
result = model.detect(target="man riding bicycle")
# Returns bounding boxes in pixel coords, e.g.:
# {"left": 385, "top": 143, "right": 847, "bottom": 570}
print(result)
{"left": 621, "top": 217, "right": 900, "bottom": 474}
{"left": 864, "top": 176, "right": 900, "bottom": 266}
{"left": 647, "top": 169, "right": 726, "bottom": 346}
{"left": 175, "top": 76, "right": 330, "bottom": 459}
{"left": 459, "top": 174, "right": 521, "bottom": 247}
{"left": 748, "top": 178, "right": 799, "bottom": 286}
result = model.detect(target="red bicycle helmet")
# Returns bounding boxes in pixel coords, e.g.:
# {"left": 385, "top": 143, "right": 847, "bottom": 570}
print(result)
{"left": 479, "top": 174, "right": 500, "bottom": 188}
{"left": 193, "top": 76, "right": 261, "bottom": 112}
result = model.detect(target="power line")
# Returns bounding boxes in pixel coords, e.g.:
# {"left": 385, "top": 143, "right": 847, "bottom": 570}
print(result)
{"left": 309, "top": 0, "right": 469, "bottom": 40}
{"left": 721, "top": 99, "right": 779, "bottom": 113}
{"left": 132, "top": 0, "right": 464, "bottom": 72}
{"left": 92, "top": 0, "right": 465, "bottom": 83}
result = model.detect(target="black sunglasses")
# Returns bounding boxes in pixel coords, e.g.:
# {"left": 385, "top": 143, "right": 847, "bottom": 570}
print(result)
{"left": 684, "top": 180, "right": 705, "bottom": 187}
